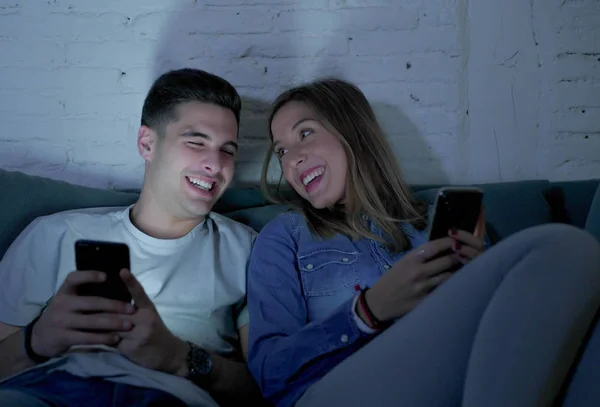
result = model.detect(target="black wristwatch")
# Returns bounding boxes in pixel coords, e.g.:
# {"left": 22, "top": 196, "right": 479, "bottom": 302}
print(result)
{"left": 185, "top": 341, "right": 213, "bottom": 389}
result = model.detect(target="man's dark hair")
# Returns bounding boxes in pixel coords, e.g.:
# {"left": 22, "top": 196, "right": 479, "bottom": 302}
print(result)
{"left": 141, "top": 68, "right": 241, "bottom": 136}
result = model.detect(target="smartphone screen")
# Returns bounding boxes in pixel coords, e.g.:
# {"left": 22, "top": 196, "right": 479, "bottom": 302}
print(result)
{"left": 75, "top": 240, "right": 132, "bottom": 303}
{"left": 427, "top": 187, "right": 484, "bottom": 241}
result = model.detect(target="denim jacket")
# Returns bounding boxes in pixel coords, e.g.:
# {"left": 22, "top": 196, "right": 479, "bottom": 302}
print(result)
{"left": 247, "top": 210, "right": 440, "bottom": 406}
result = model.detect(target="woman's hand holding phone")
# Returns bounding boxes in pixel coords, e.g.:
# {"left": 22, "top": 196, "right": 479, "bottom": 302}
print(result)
{"left": 359, "top": 206, "right": 487, "bottom": 326}
{"left": 448, "top": 205, "right": 486, "bottom": 264}
{"left": 361, "top": 237, "right": 462, "bottom": 323}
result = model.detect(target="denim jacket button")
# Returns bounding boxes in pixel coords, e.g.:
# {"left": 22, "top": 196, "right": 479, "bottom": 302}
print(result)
{"left": 341, "top": 257, "right": 349, "bottom": 262}
{"left": 340, "top": 334, "right": 349, "bottom": 343}
{"left": 384, "top": 265, "right": 391, "bottom": 269}
{"left": 306, "top": 264, "right": 313, "bottom": 270}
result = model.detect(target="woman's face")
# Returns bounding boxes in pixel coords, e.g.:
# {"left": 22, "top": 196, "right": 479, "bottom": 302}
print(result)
{"left": 270, "top": 101, "right": 348, "bottom": 209}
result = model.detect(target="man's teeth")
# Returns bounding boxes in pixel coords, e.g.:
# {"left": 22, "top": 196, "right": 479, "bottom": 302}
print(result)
{"left": 302, "top": 167, "right": 325, "bottom": 186}
{"left": 187, "top": 177, "right": 214, "bottom": 191}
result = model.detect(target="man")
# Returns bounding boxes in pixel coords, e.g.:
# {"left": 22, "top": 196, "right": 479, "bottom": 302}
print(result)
{"left": 0, "top": 68, "right": 264, "bottom": 406}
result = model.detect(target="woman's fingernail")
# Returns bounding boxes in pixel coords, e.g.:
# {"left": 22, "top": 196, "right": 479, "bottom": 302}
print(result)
{"left": 454, "top": 241, "right": 461, "bottom": 250}
{"left": 449, "top": 228, "right": 457, "bottom": 236}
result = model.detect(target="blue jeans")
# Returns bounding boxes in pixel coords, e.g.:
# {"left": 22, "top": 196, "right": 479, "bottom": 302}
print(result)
{"left": 0, "top": 362, "right": 187, "bottom": 407}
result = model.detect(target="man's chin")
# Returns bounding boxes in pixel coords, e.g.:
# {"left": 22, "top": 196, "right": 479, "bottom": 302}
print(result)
{"left": 179, "top": 199, "right": 212, "bottom": 218}
{"left": 188, "top": 191, "right": 225, "bottom": 215}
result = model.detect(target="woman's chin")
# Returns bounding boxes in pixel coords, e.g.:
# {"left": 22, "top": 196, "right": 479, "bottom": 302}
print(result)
{"left": 306, "top": 194, "right": 338, "bottom": 210}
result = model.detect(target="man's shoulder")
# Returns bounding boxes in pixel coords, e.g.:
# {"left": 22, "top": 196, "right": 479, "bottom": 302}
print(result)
{"left": 29, "top": 206, "right": 130, "bottom": 233}
{"left": 207, "top": 212, "right": 258, "bottom": 240}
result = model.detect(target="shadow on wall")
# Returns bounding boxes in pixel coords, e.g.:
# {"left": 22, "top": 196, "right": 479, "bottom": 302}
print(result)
{"left": 0, "top": 1, "right": 449, "bottom": 190}
{"left": 151, "top": 1, "right": 276, "bottom": 188}
{"left": 370, "top": 102, "right": 449, "bottom": 185}
{"left": 151, "top": 0, "right": 448, "bottom": 187}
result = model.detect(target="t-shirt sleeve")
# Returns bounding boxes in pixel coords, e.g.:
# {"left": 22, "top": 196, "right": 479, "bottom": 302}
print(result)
{"left": 0, "top": 217, "right": 61, "bottom": 326}
{"left": 235, "top": 302, "right": 249, "bottom": 329}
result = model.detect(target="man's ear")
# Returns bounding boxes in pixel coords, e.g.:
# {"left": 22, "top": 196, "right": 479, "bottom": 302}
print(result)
{"left": 137, "top": 125, "right": 158, "bottom": 162}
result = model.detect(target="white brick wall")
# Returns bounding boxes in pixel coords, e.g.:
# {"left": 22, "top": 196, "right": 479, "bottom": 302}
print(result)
{"left": 466, "top": 0, "right": 600, "bottom": 183}
{"left": 0, "top": 0, "right": 598, "bottom": 190}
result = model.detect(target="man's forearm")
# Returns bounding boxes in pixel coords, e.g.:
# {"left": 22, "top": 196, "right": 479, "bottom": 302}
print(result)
{"left": 208, "top": 353, "right": 266, "bottom": 404}
{"left": 0, "top": 329, "right": 36, "bottom": 381}
{"left": 171, "top": 340, "right": 265, "bottom": 404}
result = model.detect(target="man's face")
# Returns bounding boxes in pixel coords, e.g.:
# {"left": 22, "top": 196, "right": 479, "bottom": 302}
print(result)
{"left": 138, "top": 101, "right": 238, "bottom": 220}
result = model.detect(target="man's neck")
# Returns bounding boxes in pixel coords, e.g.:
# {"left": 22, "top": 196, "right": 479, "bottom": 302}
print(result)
{"left": 130, "top": 190, "right": 204, "bottom": 240}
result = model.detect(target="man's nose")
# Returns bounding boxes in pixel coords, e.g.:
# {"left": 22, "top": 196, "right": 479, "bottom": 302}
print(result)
{"left": 202, "top": 150, "right": 223, "bottom": 174}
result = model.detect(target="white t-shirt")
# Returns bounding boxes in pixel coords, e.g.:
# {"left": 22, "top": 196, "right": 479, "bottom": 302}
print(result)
{"left": 0, "top": 205, "right": 257, "bottom": 406}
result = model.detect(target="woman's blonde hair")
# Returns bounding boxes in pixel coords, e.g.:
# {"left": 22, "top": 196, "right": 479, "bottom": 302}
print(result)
{"left": 260, "top": 78, "right": 427, "bottom": 253}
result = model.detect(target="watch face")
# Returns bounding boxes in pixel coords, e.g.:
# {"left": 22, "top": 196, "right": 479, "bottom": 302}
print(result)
{"left": 189, "top": 343, "right": 212, "bottom": 376}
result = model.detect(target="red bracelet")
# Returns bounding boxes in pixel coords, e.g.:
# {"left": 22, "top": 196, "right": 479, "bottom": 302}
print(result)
{"left": 357, "top": 288, "right": 389, "bottom": 331}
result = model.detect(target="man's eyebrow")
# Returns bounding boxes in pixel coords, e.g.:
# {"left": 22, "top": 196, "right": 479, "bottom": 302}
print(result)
{"left": 182, "top": 131, "right": 209, "bottom": 139}
{"left": 182, "top": 131, "right": 238, "bottom": 150}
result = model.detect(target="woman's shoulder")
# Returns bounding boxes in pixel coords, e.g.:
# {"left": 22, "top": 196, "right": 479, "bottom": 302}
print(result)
{"left": 399, "top": 221, "right": 429, "bottom": 247}
{"left": 257, "top": 209, "right": 308, "bottom": 240}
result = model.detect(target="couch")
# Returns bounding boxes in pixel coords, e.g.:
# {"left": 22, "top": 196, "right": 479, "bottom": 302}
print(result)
{"left": 1, "top": 168, "right": 599, "bottom": 262}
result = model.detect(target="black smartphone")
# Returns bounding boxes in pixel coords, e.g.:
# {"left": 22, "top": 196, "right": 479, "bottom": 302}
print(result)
{"left": 74, "top": 239, "right": 132, "bottom": 304}
{"left": 427, "top": 187, "right": 484, "bottom": 241}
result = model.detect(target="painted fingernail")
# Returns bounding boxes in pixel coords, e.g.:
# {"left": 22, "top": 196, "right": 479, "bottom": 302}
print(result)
{"left": 450, "top": 228, "right": 457, "bottom": 236}
{"left": 454, "top": 241, "right": 462, "bottom": 250}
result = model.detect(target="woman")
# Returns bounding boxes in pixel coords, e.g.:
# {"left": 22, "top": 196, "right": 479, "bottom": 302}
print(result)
{"left": 246, "top": 78, "right": 600, "bottom": 407}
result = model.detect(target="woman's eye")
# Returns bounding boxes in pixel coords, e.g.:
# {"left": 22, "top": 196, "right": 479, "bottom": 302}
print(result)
{"left": 300, "top": 129, "right": 313, "bottom": 138}
{"left": 275, "top": 148, "right": 287, "bottom": 158}
{"left": 187, "top": 142, "right": 202, "bottom": 147}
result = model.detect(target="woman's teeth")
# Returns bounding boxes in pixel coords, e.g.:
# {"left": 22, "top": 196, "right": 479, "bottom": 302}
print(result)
{"left": 302, "top": 167, "right": 325, "bottom": 186}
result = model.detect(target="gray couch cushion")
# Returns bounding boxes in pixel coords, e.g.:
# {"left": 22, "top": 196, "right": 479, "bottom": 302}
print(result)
{"left": 585, "top": 183, "right": 600, "bottom": 242}
{"left": 546, "top": 180, "right": 600, "bottom": 229}
{"left": 0, "top": 169, "right": 139, "bottom": 260}
{"left": 0, "top": 169, "right": 554, "bottom": 260}
{"left": 414, "top": 180, "right": 552, "bottom": 243}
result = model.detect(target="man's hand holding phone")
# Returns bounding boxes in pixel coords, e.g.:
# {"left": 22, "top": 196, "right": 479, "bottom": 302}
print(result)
{"left": 116, "top": 268, "right": 189, "bottom": 374}
{"left": 30, "top": 270, "right": 135, "bottom": 359}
